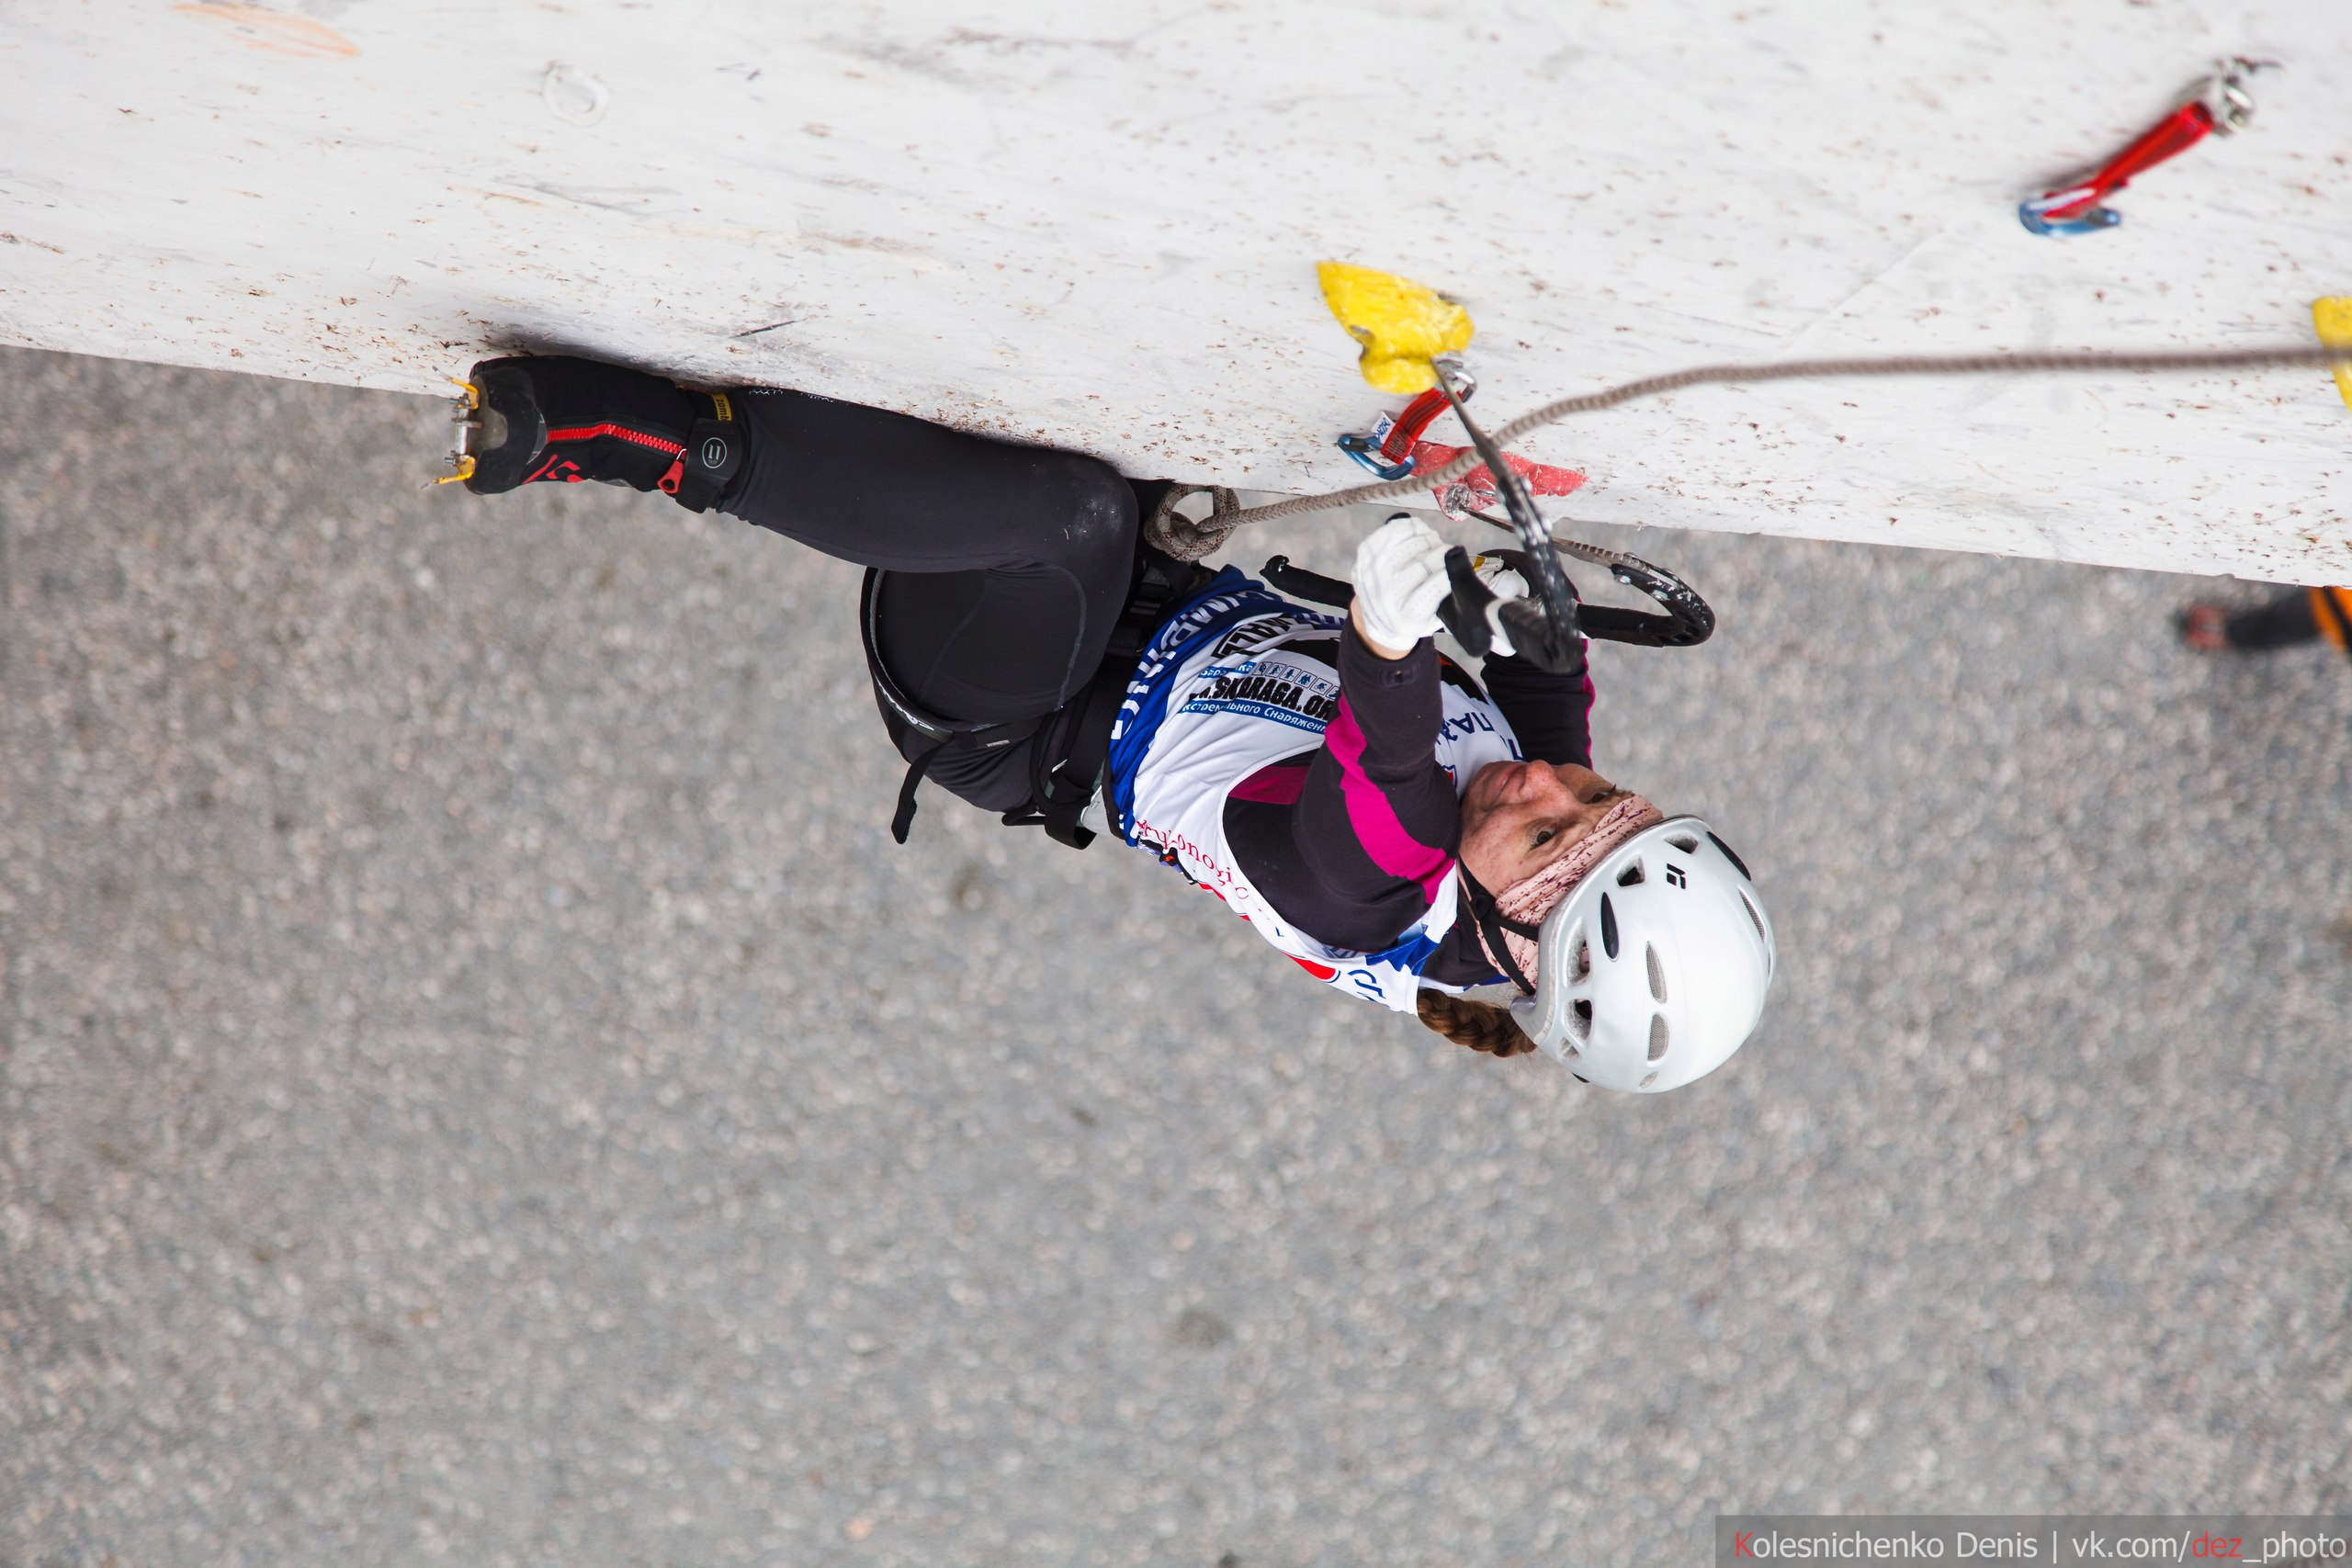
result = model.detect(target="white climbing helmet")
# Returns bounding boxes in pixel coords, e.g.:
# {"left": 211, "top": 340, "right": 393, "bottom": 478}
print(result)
{"left": 1509, "top": 817, "right": 1775, "bottom": 1093}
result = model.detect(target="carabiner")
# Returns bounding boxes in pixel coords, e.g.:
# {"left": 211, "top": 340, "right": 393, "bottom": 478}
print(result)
{"left": 1337, "top": 431, "right": 1418, "bottom": 480}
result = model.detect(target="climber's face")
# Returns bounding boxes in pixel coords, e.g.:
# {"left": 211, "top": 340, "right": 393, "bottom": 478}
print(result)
{"left": 1458, "top": 761, "right": 1632, "bottom": 893}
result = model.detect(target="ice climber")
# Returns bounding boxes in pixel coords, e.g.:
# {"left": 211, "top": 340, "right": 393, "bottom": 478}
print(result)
{"left": 451, "top": 355, "right": 1776, "bottom": 1091}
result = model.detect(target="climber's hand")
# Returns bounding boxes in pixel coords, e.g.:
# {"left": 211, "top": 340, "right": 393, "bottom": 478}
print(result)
{"left": 1472, "top": 554, "right": 1530, "bottom": 658}
{"left": 1351, "top": 513, "right": 1453, "bottom": 658}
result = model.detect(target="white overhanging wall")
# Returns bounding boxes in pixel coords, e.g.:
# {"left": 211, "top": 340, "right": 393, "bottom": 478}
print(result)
{"left": 2, "top": 1, "right": 2346, "bottom": 580}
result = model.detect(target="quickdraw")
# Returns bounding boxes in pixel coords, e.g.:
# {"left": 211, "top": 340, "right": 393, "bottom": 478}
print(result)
{"left": 1337, "top": 367, "right": 1585, "bottom": 519}
{"left": 1337, "top": 381, "right": 1454, "bottom": 480}
{"left": 2019, "top": 58, "right": 2275, "bottom": 236}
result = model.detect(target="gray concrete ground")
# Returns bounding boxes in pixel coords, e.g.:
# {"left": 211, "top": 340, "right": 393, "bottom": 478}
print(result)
{"left": 3, "top": 347, "right": 2349, "bottom": 1567}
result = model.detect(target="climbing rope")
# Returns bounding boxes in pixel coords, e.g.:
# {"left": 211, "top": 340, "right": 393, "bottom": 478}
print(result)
{"left": 1144, "top": 342, "right": 2352, "bottom": 563}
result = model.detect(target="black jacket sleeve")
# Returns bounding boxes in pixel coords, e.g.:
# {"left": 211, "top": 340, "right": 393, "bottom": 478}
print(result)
{"left": 1417, "top": 640, "right": 1596, "bottom": 988}
{"left": 1224, "top": 622, "right": 1598, "bottom": 988}
{"left": 1478, "top": 642, "right": 1592, "bottom": 767}
{"left": 1224, "top": 624, "right": 1463, "bottom": 953}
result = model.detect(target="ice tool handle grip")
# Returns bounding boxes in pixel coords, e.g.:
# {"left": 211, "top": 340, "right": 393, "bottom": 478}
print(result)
{"left": 1261, "top": 547, "right": 1507, "bottom": 660}
{"left": 1432, "top": 358, "right": 1584, "bottom": 671}
{"left": 1435, "top": 547, "right": 1495, "bottom": 658}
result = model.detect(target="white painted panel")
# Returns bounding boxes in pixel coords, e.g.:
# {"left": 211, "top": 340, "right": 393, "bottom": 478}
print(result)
{"left": 3, "top": 1, "right": 2346, "bottom": 579}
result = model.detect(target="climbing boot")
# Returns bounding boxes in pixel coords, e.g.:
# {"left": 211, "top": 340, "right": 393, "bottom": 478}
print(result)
{"left": 454, "top": 355, "right": 745, "bottom": 511}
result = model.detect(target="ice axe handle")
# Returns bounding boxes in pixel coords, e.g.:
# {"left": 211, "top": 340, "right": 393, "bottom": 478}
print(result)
{"left": 1436, "top": 546, "right": 1496, "bottom": 658}
{"left": 1498, "top": 591, "right": 1585, "bottom": 672}
{"left": 1260, "top": 555, "right": 1355, "bottom": 611}
{"left": 1430, "top": 357, "right": 1583, "bottom": 671}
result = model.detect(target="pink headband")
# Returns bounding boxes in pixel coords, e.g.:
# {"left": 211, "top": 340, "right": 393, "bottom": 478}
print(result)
{"left": 1473, "top": 794, "right": 1663, "bottom": 987}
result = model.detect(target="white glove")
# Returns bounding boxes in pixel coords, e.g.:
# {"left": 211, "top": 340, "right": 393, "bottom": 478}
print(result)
{"left": 1351, "top": 513, "right": 1452, "bottom": 653}
{"left": 1472, "top": 554, "right": 1529, "bottom": 658}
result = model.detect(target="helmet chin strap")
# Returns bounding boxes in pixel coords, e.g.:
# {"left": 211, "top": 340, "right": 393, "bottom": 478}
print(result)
{"left": 1456, "top": 861, "right": 1543, "bottom": 997}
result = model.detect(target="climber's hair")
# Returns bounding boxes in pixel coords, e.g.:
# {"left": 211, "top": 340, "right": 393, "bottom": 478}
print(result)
{"left": 1417, "top": 990, "right": 1538, "bottom": 1057}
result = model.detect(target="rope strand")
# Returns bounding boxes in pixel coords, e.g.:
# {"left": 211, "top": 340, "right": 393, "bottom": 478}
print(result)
{"left": 1191, "top": 342, "right": 2352, "bottom": 538}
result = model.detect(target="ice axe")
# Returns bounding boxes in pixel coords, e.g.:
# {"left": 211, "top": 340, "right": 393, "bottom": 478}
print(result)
{"left": 1429, "top": 355, "right": 1583, "bottom": 671}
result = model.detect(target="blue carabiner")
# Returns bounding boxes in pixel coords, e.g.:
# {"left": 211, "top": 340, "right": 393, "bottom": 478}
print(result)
{"left": 1337, "top": 431, "right": 1417, "bottom": 480}
{"left": 2018, "top": 193, "right": 2121, "bottom": 236}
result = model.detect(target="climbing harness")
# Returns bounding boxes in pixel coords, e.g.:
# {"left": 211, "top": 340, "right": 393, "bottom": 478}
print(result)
{"left": 2019, "top": 58, "right": 2275, "bottom": 236}
{"left": 868, "top": 545, "right": 1211, "bottom": 848}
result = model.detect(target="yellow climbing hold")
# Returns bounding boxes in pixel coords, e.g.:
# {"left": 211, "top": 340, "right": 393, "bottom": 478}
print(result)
{"left": 2314, "top": 297, "right": 2352, "bottom": 410}
{"left": 1317, "top": 262, "right": 1475, "bottom": 394}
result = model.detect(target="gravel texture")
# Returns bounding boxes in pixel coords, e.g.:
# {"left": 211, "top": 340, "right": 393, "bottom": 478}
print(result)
{"left": 4, "top": 347, "right": 2349, "bottom": 1565}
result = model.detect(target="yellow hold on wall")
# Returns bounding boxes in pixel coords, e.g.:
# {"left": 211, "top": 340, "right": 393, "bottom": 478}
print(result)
{"left": 1317, "top": 262, "right": 1476, "bottom": 393}
{"left": 2314, "top": 298, "right": 2352, "bottom": 410}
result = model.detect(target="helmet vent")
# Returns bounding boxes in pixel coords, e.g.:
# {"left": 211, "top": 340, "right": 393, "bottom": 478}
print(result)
{"left": 1645, "top": 943, "right": 1667, "bottom": 1002}
{"left": 1569, "top": 998, "right": 1592, "bottom": 1042}
{"left": 1615, "top": 862, "right": 1645, "bottom": 888}
{"left": 1647, "top": 1013, "right": 1669, "bottom": 1061}
{"left": 1667, "top": 831, "right": 1701, "bottom": 853}
{"left": 1600, "top": 894, "right": 1620, "bottom": 959}
{"left": 1572, "top": 939, "right": 1591, "bottom": 980}
{"left": 1707, "top": 830, "right": 1752, "bottom": 881}
{"left": 1638, "top": 1070, "right": 1660, "bottom": 1089}
{"left": 1738, "top": 890, "right": 1767, "bottom": 945}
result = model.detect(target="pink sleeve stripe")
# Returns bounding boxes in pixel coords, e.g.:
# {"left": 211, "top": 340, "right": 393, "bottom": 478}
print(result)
{"left": 1228, "top": 759, "right": 1311, "bottom": 805}
{"left": 1326, "top": 695, "right": 1453, "bottom": 902}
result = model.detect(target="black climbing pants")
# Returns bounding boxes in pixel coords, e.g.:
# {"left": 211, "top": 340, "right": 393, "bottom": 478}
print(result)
{"left": 718, "top": 389, "right": 1148, "bottom": 811}
{"left": 2222, "top": 589, "right": 2323, "bottom": 651}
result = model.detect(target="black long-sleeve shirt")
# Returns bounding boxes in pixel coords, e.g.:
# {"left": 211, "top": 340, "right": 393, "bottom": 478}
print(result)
{"left": 1222, "top": 622, "right": 1593, "bottom": 987}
